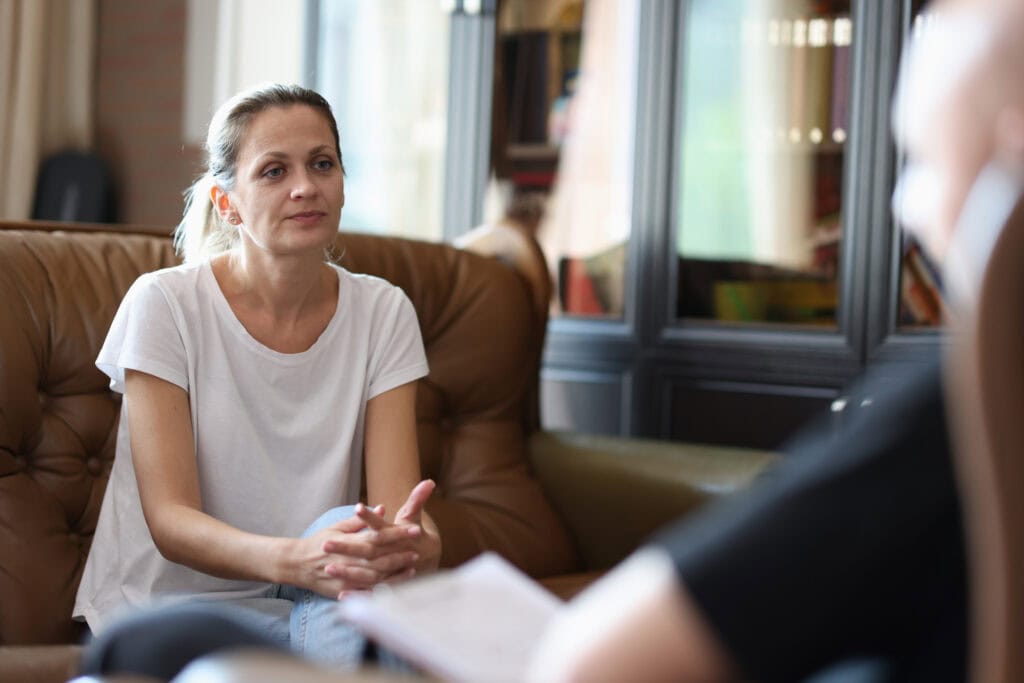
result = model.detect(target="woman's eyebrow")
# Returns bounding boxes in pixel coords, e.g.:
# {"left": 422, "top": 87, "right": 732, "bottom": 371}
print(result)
{"left": 253, "top": 145, "right": 334, "bottom": 165}
{"left": 253, "top": 150, "right": 289, "bottom": 164}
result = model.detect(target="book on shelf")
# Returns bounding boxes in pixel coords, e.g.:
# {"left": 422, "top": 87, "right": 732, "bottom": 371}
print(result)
{"left": 768, "top": 18, "right": 793, "bottom": 140}
{"left": 804, "top": 17, "right": 834, "bottom": 144}
{"left": 787, "top": 18, "right": 809, "bottom": 143}
{"left": 829, "top": 16, "right": 853, "bottom": 143}
{"left": 503, "top": 31, "right": 550, "bottom": 146}
{"left": 765, "top": 14, "right": 852, "bottom": 147}
{"left": 813, "top": 151, "right": 844, "bottom": 218}
{"left": 560, "top": 257, "right": 606, "bottom": 315}
{"left": 336, "top": 552, "right": 562, "bottom": 683}
{"left": 713, "top": 279, "right": 838, "bottom": 324}
{"left": 900, "top": 241, "right": 946, "bottom": 326}
{"left": 558, "top": 242, "right": 627, "bottom": 317}
{"left": 810, "top": 213, "right": 842, "bottom": 277}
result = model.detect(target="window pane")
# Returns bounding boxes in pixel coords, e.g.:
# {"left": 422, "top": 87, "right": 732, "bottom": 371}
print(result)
{"left": 316, "top": 1, "right": 449, "bottom": 241}
{"left": 675, "top": 1, "right": 853, "bottom": 327}
{"left": 487, "top": 0, "right": 635, "bottom": 320}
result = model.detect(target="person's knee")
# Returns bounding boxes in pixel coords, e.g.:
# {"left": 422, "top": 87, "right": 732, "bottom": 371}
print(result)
{"left": 300, "top": 504, "right": 359, "bottom": 538}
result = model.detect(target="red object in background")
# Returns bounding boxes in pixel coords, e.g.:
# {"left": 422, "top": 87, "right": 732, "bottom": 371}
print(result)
{"left": 512, "top": 171, "right": 556, "bottom": 189}
{"left": 561, "top": 258, "right": 605, "bottom": 315}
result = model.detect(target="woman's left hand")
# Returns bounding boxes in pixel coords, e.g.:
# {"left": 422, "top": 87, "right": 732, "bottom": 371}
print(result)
{"left": 321, "top": 479, "right": 442, "bottom": 596}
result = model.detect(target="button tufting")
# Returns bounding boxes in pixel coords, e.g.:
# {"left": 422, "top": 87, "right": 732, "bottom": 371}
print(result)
{"left": 86, "top": 457, "right": 103, "bottom": 476}
{"left": 13, "top": 456, "right": 25, "bottom": 473}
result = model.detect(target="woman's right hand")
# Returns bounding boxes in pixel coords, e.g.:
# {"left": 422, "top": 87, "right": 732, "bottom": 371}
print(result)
{"left": 283, "top": 506, "right": 421, "bottom": 599}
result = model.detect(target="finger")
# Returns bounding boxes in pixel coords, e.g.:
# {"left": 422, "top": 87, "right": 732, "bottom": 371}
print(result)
{"left": 365, "top": 523, "right": 422, "bottom": 547}
{"left": 381, "top": 567, "right": 417, "bottom": 585}
{"left": 326, "top": 552, "right": 418, "bottom": 586}
{"left": 325, "top": 564, "right": 380, "bottom": 589}
{"left": 395, "top": 479, "right": 436, "bottom": 523}
{"left": 326, "top": 515, "right": 369, "bottom": 535}
{"left": 373, "top": 550, "right": 419, "bottom": 574}
{"left": 323, "top": 523, "right": 421, "bottom": 556}
{"left": 354, "top": 502, "right": 391, "bottom": 530}
{"left": 322, "top": 536, "right": 380, "bottom": 558}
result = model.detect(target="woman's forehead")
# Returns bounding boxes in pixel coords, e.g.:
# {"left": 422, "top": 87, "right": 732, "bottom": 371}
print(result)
{"left": 241, "top": 105, "right": 336, "bottom": 157}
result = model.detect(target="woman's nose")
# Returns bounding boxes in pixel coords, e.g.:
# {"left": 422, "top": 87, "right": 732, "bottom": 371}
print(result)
{"left": 289, "top": 170, "right": 318, "bottom": 199}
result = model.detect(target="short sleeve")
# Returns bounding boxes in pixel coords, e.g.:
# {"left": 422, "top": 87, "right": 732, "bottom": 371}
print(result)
{"left": 96, "top": 273, "right": 189, "bottom": 393}
{"left": 366, "top": 287, "right": 429, "bottom": 400}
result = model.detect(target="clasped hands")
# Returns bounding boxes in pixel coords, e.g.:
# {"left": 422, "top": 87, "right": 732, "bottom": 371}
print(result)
{"left": 298, "top": 479, "right": 440, "bottom": 600}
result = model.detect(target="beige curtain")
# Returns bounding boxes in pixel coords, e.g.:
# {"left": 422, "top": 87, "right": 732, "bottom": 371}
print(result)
{"left": 0, "top": 0, "right": 96, "bottom": 220}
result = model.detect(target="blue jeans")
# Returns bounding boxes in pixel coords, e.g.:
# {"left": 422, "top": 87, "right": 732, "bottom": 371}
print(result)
{"left": 229, "top": 505, "right": 368, "bottom": 669}
{"left": 81, "top": 506, "right": 413, "bottom": 678}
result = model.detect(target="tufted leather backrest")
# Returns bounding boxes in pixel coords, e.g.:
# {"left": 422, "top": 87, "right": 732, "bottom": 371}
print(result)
{"left": 0, "top": 222, "right": 576, "bottom": 646}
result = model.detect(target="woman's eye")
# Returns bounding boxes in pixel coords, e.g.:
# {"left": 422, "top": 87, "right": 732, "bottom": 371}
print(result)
{"left": 314, "top": 159, "right": 333, "bottom": 171}
{"left": 264, "top": 167, "right": 284, "bottom": 178}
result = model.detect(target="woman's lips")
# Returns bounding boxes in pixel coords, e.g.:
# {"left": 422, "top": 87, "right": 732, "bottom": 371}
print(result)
{"left": 288, "top": 211, "right": 326, "bottom": 224}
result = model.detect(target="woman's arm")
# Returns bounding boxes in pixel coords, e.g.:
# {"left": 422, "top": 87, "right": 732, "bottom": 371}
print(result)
{"left": 355, "top": 381, "right": 441, "bottom": 574}
{"left": 125, "top": 369, "right": 417, "bottom": 597}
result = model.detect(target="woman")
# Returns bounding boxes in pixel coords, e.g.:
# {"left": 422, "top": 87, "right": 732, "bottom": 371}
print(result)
{"left": 73, "top": 84, "right": 441, "bottom": 668}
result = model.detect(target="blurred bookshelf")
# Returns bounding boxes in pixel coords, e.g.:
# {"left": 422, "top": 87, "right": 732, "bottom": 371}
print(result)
{"left": 489, "top": 0, "right": 634, "bottom": 322}
{"left": 480, "top": 1, "right": 945, "bottom": 448}
{"left": 491, "top": 1, "right": 582, "bottom": 192}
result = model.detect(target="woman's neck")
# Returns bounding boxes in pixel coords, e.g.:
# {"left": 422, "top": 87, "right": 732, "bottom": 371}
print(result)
{"left": 214, "top": 245, "right": 335, "bottom": 326}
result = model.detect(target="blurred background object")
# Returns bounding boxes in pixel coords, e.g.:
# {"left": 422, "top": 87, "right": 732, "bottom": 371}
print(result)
{"left": 0, "top": 0, "right": 97, "bottom": 221}
{"left": 32, "top": 151, "right": 114, "bottom": 223}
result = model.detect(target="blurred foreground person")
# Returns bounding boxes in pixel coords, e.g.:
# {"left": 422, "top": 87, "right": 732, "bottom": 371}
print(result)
{"left": 527, "top": 1, "right": 1024, "bottom": 681}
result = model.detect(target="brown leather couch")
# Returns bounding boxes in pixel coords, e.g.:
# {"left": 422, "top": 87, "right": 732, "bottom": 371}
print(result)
{"left": 0, "top": 220, "right": 775, "bottom": 682}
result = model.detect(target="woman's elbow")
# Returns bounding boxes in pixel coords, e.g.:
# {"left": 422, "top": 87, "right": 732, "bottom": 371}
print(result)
{"left": 141, "top": 507, "right": 190, "bottom": 565}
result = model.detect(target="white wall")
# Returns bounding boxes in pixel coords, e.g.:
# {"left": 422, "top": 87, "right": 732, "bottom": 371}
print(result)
{"left": 183, "top": 0, "right": 304, "bottom": 145}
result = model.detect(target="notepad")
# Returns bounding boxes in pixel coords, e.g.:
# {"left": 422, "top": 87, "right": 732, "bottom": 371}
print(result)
{"left": 336, "top": 552, "right": 562, "bottom": 683}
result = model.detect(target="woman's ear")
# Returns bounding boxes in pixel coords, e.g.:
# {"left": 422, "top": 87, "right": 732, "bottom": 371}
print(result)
{"left": 209, "top": 184, "right": 240, "bottom": 225}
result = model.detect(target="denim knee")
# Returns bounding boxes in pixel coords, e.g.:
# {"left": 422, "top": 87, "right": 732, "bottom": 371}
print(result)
{"left": 300, "top": 504, "right": 359, "bottom": 538}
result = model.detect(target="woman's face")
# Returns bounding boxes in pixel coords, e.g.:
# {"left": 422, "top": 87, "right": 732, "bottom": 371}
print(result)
{"left": 225, "top": 104, "right": 345, "bottom": 257}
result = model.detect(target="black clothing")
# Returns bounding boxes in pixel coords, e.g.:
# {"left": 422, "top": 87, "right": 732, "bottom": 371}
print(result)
{"left": 79, "top": 603, "right": 284, "bottom": 680}
{"left": 654, "top": 356, "right": 967, "bottom": 683}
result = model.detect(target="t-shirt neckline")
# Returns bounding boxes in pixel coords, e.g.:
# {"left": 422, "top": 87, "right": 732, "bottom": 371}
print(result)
{"left": 200, "top": 260, "right": 345, "bottom": 363}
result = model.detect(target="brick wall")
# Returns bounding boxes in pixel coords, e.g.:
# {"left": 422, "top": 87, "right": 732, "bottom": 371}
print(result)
{"left": 95, "top": 0, "right": 201, "bottom": 228}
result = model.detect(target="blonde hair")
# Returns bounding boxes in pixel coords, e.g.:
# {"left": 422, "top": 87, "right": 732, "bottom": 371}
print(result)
{"left": 174, "top": 84, "right": 344, "bottom": 263}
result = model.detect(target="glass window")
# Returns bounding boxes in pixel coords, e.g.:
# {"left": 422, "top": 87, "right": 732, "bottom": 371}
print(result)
{"left": 675, "top": 0, "right": 854, "bottom": 327}
{"left": 315, "top": 0, "right": 450, "bottom": 241}
{"left": 487, "top": 0, "right": 636, "bottom": 320}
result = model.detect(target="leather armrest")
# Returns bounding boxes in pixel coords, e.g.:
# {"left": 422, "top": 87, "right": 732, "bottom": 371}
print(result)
{"left": 528, "top": 431, "right": 777, "bottom": 571}
{"left": 0, "top": 645, "right": 85, "bottom": 683}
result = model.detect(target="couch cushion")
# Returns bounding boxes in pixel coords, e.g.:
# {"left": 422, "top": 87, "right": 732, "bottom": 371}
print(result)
{"left": 0, "top": 645, "right": 83, "bottom": 682}
{"left": 0, "top": 228, "right": 178, "bottom": 645}
{"left": 335, "top": 233, "right": 575, "bottom": 575}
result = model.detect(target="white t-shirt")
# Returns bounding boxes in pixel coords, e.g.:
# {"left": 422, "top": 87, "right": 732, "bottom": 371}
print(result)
{"left": 73, "top": 260, "right": 428, "bottom": 632}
